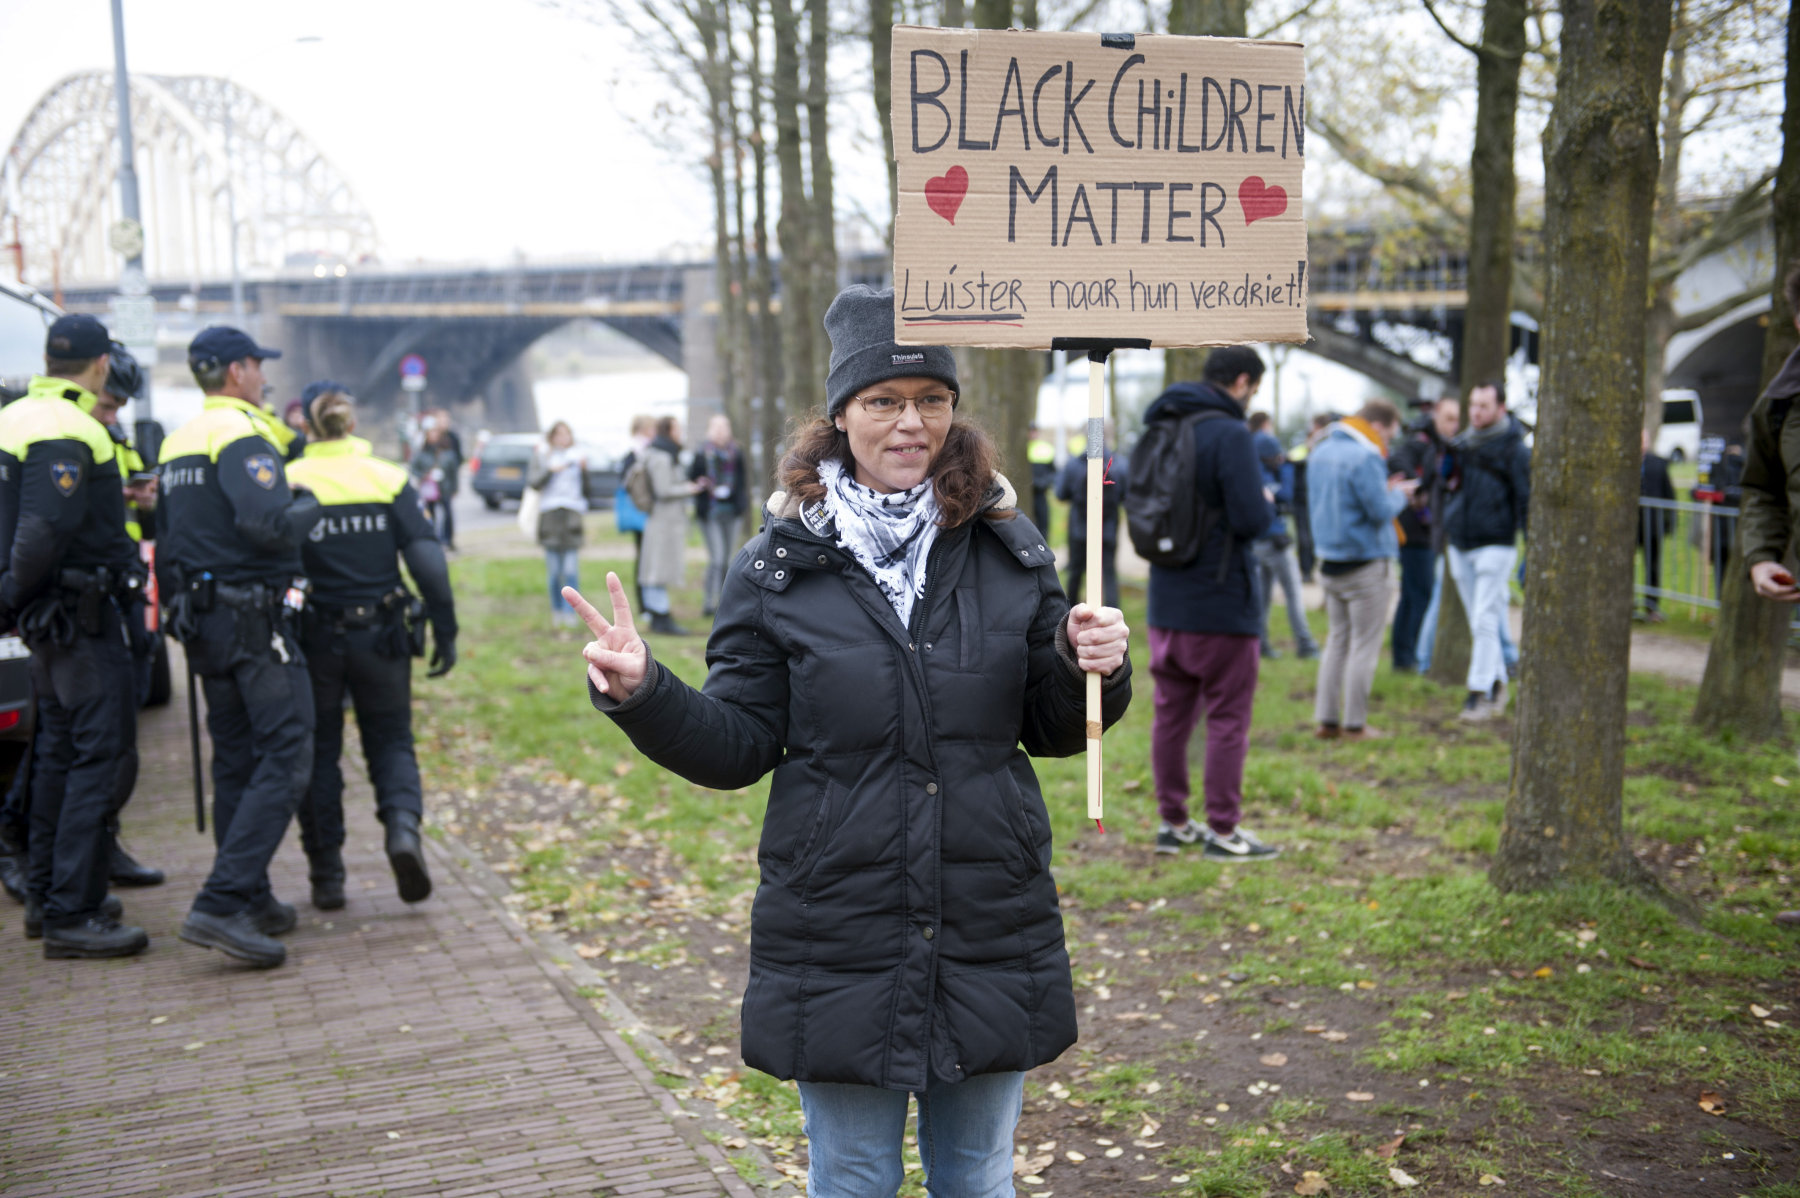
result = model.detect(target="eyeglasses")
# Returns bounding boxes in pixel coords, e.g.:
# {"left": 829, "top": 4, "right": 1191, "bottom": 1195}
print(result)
{"left": 853, "top": 392, "right": 958, "bottom": 422}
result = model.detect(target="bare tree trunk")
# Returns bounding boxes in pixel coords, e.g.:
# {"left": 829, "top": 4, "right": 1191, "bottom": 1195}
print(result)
{"left": 698, "top": 0, "right": 742, "bottom": 426}
{"left": 1643, "top": 1, "right": 1691, "bottom": 436}
{"left": 942, "top": 0, "right": 964, "bottom": 26}
{"left": 1430, "top": 0, "right": 1526, "bottom": 689}
{"left": 1691, "top": 0, "right": 1800, "bottom": 742}
{"left": 748, "top": 0, "right": 786, "bottom": 502}
{"left": 1492, "top": 0, "right": 1673, "bottom": 894}
{"left": 1160, "top": 0, "right": 1246, "bottom": 392}
{"left": 772, "top": 0, "right": 818, "bottom": 416}
{"left": 871, "top": 0, "right": 897, "bottom": 229}
{"left": 807, "top": 0, "right": 839, "bottom": 404}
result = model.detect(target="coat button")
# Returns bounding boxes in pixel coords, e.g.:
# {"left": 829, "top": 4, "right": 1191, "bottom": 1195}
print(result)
{"left": 753, "top": 559, "right": 766, "bottom": 569}
{"left": 925, "top": 782, "right": 938, "bottom": 795}
{"left": 921, "top": 926, "right": 935, "bottom": 940}
{"left": 774, "top": 570, "right": 785, "bottom": 580}
{"left": 1020, "top": 549, "right": 1030, "bottom": 558}
{"left": 817, "top": 554, "right": 828, "bottom": 564}
{"left": 776, "top": 547, "right": 788, "bottom": 558}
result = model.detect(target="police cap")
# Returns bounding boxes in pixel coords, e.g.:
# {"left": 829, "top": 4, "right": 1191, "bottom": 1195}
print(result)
{"left": 188, "top": 325, "right": 283, "bottom": 372}
{"left": 46, "top": 314, "right": 112, "bottom": 360}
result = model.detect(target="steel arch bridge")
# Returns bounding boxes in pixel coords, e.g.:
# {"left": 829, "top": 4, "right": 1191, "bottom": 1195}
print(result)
{"left": 2, "top": 71, "right": 377, "bottom": 287}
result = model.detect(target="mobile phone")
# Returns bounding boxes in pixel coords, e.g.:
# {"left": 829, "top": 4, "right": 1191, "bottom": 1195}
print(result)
{"left": 1773, "top": 567, "right": 1797, "bottom": 587}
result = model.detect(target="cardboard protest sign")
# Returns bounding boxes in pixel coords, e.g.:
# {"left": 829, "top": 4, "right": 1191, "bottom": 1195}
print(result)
{"left": 890, "top": 26, "right": 1307, "bottom": 349}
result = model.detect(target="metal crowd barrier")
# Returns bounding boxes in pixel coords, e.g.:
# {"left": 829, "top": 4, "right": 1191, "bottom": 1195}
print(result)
{"left": 1633, "top": 495, "right": 1737, "bottom": 616}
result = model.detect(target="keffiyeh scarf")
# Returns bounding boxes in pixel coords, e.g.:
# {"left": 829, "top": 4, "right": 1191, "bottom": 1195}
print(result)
{"left": 809, "top": 457, "right": 942, "bottom": 627}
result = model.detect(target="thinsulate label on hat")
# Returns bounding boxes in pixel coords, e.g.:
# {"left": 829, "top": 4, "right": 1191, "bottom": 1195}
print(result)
{"left": 890, "top": 26, "right": 1308, "bottom": 349}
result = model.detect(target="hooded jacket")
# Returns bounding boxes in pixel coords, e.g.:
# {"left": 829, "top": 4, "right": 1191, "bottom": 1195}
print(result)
{"left": 1740, "top": 344, "right": 1800, "bottom": 568}
{"left": 1442, "top": 414, "right": 1531, "bottom": 551}
{"left": 592, "top": 476, "right": 1131, "bottom": 1090}
{"left": 1141, "top": 382, "right": 1275, "bottom": 637}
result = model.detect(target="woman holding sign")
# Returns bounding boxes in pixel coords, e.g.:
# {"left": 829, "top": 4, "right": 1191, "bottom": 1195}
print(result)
{"left": 569, "top": 285, "right": 1131, "bottom": 1196}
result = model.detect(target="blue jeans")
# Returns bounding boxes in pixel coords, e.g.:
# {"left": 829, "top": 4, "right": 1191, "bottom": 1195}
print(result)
{"left": 1447, "top": 544, "right": 1518, "bottom": 693}
{"left": 1391, "top": 542, "right": 1436, "bottom": 670}
{"left": 1417, "top": 556, "right": 1517, "bottom": 675}
{"left": 798, "top": 1071, "right": 1024, "bottom": 1198}
{"left": 546, "top": 549, "right": 580, "bottom": 615}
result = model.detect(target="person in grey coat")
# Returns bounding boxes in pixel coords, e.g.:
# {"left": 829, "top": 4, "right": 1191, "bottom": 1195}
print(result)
{"left": 566, "top": 285, "right": 1131, "bottom": 1198}
{"left": 638, "top": 415, "right": 698, "bottom": 635}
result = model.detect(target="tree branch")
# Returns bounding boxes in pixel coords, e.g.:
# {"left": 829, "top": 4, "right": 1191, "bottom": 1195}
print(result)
{"left": 1654, "top": 168, "right": 1777, "bottom": 285}
{"left": 1252, "top": 0, "right": 1325, "bottom": 39}
{"left": 1420, "top": 0, "right": 1480, "bottom": 56}
{"left": 1674, "top": 283, "right": 1768, "bottom": 334}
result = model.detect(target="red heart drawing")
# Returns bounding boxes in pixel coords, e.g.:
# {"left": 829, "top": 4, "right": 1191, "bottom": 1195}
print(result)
{"left": 1239, "top": 176, "right": 1288, "bottom": 226}
{"left": 925, "top": 166, "right": 969, "bottom": 225}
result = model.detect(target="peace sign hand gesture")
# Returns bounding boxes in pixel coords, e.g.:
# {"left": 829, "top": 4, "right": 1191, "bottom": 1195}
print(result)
{"left": 566, "top": 573, "right": 649, "bottom": 699}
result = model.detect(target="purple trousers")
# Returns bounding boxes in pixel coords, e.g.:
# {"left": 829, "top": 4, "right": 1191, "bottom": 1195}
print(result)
{"left": 1147, "top": 626, "right": 1260, "bottom": 835}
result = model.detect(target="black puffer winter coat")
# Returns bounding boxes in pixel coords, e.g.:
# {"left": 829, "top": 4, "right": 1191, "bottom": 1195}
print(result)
{"left": 593, "top": 478, "right": 1132, "bottom": 1090}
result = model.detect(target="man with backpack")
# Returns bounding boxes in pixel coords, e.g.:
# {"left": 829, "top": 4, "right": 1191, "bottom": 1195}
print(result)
{"left": 1130, "top": 347, "right": 1280, "bottom": 861}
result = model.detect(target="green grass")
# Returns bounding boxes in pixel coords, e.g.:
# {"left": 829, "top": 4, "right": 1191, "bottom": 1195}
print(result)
{"left": 421, "top": 549, "right": 1800, "bottom": 1194}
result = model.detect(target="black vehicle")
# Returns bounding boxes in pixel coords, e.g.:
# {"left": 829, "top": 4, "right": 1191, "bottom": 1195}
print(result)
{"left": 0, "top": 279, "right": 61, "bottom": 766}
{"left": 469, "top": 432, "right": 622, "bottom": 510}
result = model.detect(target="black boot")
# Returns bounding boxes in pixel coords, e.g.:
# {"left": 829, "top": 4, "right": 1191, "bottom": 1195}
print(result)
{"left": 107, "top": 821, "right": 165, "bottom": 887}
{"left": 43, "top": 913, "right": 149, "bottom": 959}
{"left": 384, "top": 811, "right": 432, "bottom": 904}
{"left": 309, "top": 850, "right": 346, "bottom": 911}
{"left": 649, "top": 612, "right": 691, "bottom": 636}
{"left": 252, "top": 896, "right": 298, "bottom": 936}
{"left": 0, "top": 824, "right": 25, "bottom": 904}
{"left": 179, "top": 909, "right": 285, "bottom": 968}
{"left": 25, "top": 894, "right": 121, "bottom": 938}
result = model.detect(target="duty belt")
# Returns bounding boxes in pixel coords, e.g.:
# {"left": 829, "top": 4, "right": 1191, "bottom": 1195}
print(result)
{"left": 59, "top": 566, "right": 140, "bottom": 598}
{"left": 316, "top": 599, "right": 392, "bottom": 630}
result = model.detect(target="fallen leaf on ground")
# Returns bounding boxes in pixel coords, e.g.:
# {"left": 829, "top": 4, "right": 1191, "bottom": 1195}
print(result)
{"left": 1294, "top": 1172, "right": 1331, "bottom": 1195}
{"left": 1478, "top": 1175, "right": 1505, "bottom": 1187}
{"left": 1321, "top": 1030, "right": 1350, "bottom": 1042}
{"left": 1304, "top": 1024, "right": 1328, "bottom": 1033}
{"left": 1065, "top": 1151, "right": 1086, "bottom": 1162}
{"left": 1260, "top": 1052, "right": 1289, "bottom": 1067}
{"left": 1013, "top": 1154, "right": 1053, "bottom": 1177}
{"left": 1374, "top": 1134, "right": 1405, "bottom": 1159}
{"left": 1627, "top": 955, "right": 1656, "bottom": 970}
{"left": 1533, "top": 967, "right": 1554, "bottom": 979}
{"left": 1345, "top": 1091, "right": 1375, "bottom": 1102}
{"left": 1751, "top": 1004, "right": 1772, "bottom": 1019}
{"left": 1105, "top": 1147, "right": 1124, "bottom": 1158}
{"left": 182, "top": 1041, "right": 205, "bottom": 1052}
{"left": 1698, "top": 1091, "right": 1726, "bottom": 1115}
{"left": 1389, "top": 1166, "right": 1419, "bottom": 1188}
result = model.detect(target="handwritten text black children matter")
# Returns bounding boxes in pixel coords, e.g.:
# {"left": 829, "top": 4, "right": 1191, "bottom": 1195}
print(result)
{"left": 890, "top": 25, "right": 1307, "bottom": 349}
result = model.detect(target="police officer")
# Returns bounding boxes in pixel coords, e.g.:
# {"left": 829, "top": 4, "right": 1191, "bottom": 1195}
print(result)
{"left": 157, "top": 326, "right": 316, "bottom": 969}
{"left": 287, "top": 385, "right": 456, "bottom": 909}
{"left": 0, "top": 315, "right": 148, "bottom": 958}
{"left": 85, "top": 345, "right": 165, "bottom": 887}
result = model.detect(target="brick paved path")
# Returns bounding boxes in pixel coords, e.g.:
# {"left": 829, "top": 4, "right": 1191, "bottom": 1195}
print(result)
{"left": 0, "top": 650, "right": 755, "bottom": 1198}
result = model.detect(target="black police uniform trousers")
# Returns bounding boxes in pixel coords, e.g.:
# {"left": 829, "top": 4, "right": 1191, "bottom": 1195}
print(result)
{"left": 297, "top": 622, "right": 422, "bottom": 862}
{"left": 25, "top": 603, "right": 134, "bottom": 928}
{"left": 185, "top": 604, "right": 315, "bottom": 917}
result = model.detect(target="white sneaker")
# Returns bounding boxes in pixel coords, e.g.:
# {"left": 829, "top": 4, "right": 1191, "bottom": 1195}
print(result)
{"left": 1202, "top": 827, "right": 1280, "bottom": 862}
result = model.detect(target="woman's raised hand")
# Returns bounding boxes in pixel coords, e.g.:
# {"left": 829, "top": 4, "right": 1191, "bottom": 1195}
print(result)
{"left": 1066, "top": 603, "right": 1129, "bottom": 676}
{"left": 566, "top": 573, "right": 649, "bottom": 698}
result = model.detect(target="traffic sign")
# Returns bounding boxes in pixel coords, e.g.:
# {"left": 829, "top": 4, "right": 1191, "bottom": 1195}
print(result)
{"left": 399, "top": 354, "right": 427, "bottom": 379}
{"left": 109, "top": 295, "right": 156, "bottom": 348}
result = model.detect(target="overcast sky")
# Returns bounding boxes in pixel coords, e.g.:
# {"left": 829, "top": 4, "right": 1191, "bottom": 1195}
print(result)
{"left": 0, "top": 0, "right": 725, "bottom": 265}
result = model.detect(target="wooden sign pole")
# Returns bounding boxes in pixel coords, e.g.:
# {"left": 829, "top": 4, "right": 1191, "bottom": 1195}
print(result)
{"left": 1054, "top": 337, "right": 1148, "bottom": 830}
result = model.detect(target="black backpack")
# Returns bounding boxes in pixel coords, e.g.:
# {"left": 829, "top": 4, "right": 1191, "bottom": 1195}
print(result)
{"left": 1124, "top": 409, "right": 1232, "bottom": 576}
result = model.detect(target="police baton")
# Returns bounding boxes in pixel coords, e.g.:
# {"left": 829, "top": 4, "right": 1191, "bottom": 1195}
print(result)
{"left": 187, "top": 651, "right": 205, "bottom": 834}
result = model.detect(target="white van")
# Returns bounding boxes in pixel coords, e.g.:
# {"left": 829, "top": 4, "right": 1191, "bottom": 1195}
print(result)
{"left": 1656, "top": 390, "right": 1702, "bottom": 463}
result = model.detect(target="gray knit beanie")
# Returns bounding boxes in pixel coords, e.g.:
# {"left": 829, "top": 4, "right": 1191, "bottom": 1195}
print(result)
{"left": 824, "top": 285, "right": 959, "bottom": 419}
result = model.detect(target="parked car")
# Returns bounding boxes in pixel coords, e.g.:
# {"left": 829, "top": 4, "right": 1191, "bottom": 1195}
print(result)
{"left": 1656, "top": 390, "right": 1703, "bottom": 464}
{"left": 469, "top": 433, "right": 622, "bottom": 510}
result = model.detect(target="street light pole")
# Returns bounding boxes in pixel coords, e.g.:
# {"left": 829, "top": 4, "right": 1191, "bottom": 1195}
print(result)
{"left": 110, "top": 0, "right": 154, "bottom": 426}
